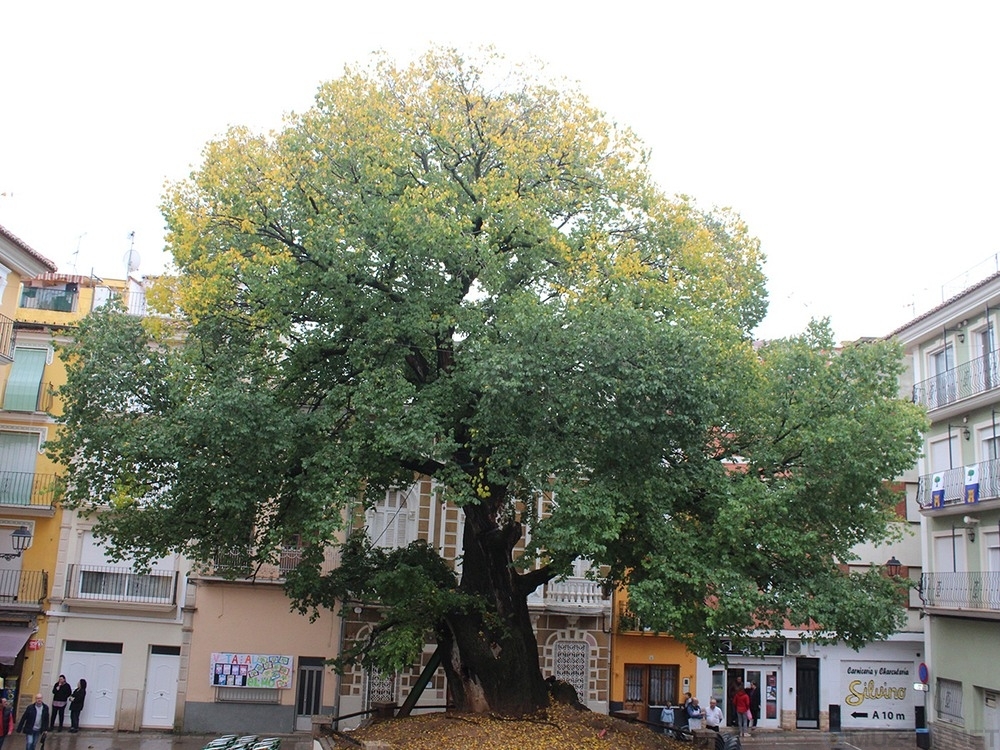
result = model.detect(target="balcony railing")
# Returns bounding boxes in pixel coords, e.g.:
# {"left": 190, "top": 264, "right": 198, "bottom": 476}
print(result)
{"left": 65, "top": 564, "right": 179, "bottom": 605}
{"left": 0, "top": 379, "right": 60, "bottom": 413}
{"left": 207, "top": 547, "right": 312, "bottom": 581}
{"left": 99, "top": 289, "right": 148, "bottom": 317}
{"left": 544, "top": 577, "right": 607, "bottom": 609}
{"left": 913, "top": 351, "right": 1000, "bottom": 410}
{"left": 0, "top": 569, "right": 48, "bottom": 605}
{"left": 0, "top": 472, "right": 59, "bottom": 508}
{"left": 0, "top": 313, "right": 13, "bottom": 363}
{"left": 616, "top": 601, "right": 648, "bottom": 633}
{"left": 921, "top": 572, "right": 1000, "bottom": 611}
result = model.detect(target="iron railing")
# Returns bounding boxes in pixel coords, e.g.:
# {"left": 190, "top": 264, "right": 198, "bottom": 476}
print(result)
{"left": 913, "top": 351, "right": 1000, "bottom": 410}
{"left": 0, "top": 472, "right": 59, "bottom": 508}
{"left": 916, "top": 454, "right": 1000, "bottom": 509}
{"left": 100, "top": 289, "right": 148, "bottom": 317}
{"left": 65, "top": 564, "right": 179, "bottom": 604}
{"left": 200, "top": 547, "right": 339, "bottom": 582}
{"left": 0, "top": 379, "right": 60, "bottom": 413}
{"left": 0, "top": 569, "right": 48, "bottom": 605}
{"left": 920, "top": 572, "right": 1000, "bottom": 611}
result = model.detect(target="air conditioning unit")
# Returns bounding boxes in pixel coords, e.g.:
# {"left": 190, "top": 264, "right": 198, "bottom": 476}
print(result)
{"left": 785, "top": 639, "right": 802, "bottom": 656}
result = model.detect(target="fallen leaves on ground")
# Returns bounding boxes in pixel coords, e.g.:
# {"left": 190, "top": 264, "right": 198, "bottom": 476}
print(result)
{"left": 327, "top": 701, "right": 688, "bottom": 750}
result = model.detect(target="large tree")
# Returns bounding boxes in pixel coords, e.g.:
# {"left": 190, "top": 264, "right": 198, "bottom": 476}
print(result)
{"left": 49, "top": 49, "right": 925, "bottom": 715}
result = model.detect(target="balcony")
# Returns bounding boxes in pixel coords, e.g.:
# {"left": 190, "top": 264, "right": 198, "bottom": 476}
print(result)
{"left": 19, "top": 286, "right": 77, "bottom": 313}
{"left": 0, "top": 569, "right": 48, "bottom": 607}
{"left": 0, "top": 379, "right": 60, "bottom": 413}
{"left": 913, "top": 350, "right": 1000, "bottom": 411}
{"left": 0, "top": 313, "right": 13, "bottom": 363}
{"left": 64, "top": 564, "right": 179, "bottom": 606}
{"left": 542, "top": 577, "right": 608, "bottom": 614}
{"left": 0, "top": 472, "right": 59, "bottom": 508}
{"left": 99, "top": 288, "right": 148, "bottom": 317}
{"left": 203, "top": 546, "right": 335, "bottom": 582}
{"left": 921, "top": 571, "right": 1000, "bottom": 612}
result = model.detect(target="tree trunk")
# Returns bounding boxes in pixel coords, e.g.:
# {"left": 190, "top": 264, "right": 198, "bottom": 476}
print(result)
{"left": 439, "top": 501, "right": 550, "bottom": 715}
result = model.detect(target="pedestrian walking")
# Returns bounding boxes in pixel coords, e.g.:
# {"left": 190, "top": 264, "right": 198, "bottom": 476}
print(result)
{"left": 734, "top": 684, "right": 751, "bottom": 737}
{"left": 16, "top": 694, "right": 48, "bottom": 750}
{"left": 68, "top": 680, "right": 86, "bottom": 733}
{"left": 49, "top": 677, "right": 70, "bottom": 731}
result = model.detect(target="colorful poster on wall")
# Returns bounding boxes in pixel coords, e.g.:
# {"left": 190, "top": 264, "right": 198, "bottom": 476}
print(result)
{"left": 840, "top": 660, "right": 915, "bottom": 730}
{"left": 210, "top": 652, "right": 293, "bottom": 689}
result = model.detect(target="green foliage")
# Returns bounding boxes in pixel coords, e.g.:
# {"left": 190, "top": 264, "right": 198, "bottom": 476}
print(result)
{"left": 624, "top": 319, "right": 927, "bottom": 654}
{"left": 48, "top": 48, "right": 926, "bottom": 681}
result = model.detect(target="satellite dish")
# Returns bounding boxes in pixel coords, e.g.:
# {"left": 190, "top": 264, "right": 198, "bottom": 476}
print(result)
{"left": 124, "top": 249, "right": 141, "bottom": 273}
{"left": 124, "top": 231, "right": 140, "bottom": 274}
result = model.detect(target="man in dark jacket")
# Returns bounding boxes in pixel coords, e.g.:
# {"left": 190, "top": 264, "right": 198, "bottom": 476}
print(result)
{"left": 16, "top": 694, "right": 48, "bottom": 750}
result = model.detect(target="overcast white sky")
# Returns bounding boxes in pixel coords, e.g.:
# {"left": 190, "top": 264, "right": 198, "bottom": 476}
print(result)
{"left": 2, "top": 1, "right": 998, "bottom": 342}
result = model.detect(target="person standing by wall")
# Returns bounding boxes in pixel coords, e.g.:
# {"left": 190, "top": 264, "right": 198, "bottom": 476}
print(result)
{"left": 68, "top": 681, "right": 85, "bottom": 734}
{"left": 49, "top": 677, "right": 70, "bottom": 731}
{"left": 746, "top": 680, "right": 760, "bottom": 727}
{"left": 16, "top": 694, "right": 48, "bottom": 750}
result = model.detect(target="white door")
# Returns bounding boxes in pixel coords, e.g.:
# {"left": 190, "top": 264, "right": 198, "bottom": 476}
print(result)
{"left": 142, "top": 651, "right": 179, "bottom": 728}
{"left": 61, "top": 648, "right": 122, "bottom": 728}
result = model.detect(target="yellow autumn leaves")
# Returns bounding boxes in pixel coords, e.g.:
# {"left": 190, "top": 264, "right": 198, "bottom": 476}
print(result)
{"left": 330, "top": 700, "right": 686, "bottom": 750}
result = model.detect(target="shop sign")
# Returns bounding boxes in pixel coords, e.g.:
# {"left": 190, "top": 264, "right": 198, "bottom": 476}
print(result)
{"left": 840, "top": 660, "right": 914, "bottom": 729}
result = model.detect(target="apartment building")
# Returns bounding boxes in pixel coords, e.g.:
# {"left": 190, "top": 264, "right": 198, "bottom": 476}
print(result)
{"left": 0, "top": 223, "right": 186, "bottom": 728}
{"left": 894, "top": 272, "right": 1000, "bottom": 748}
{"left": 0, "top": 225, "right": 58, "bottom": 712}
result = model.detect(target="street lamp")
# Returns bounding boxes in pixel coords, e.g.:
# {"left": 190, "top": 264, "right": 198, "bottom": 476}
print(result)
{"left": 885, "top": 556, "right": 902, "bottom": 577}
{"left": 0, "top": 526, "right": 33, "bottom": 561}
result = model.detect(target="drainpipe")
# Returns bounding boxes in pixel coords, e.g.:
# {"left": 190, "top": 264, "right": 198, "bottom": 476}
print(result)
{"left": 332, "top": 506, "right": 358, "bottom": 730}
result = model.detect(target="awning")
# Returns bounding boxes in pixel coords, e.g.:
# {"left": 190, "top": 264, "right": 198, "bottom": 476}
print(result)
{"left": 0, "top": 627, "right": 33, "bottom": 665}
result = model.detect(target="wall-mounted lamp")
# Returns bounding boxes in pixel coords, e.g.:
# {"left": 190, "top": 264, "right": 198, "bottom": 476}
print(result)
{"left": 885, "top": 556, "right": 902, "bottom": 577}
{"left": 0, "top": 526, "right": 33, "bottom": 561}
{"left": 944, "top": 324, "right": 966, "bottom": 343}
{"left": 963, "top": 515, "right": 980, "bottom": 543}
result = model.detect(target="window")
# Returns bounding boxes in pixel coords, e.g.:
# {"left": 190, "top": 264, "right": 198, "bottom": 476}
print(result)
{"left": 365, "top": 668, "right": 397, "bottom": 708}
{"left": 648, "top": 665, "right": 680, "bottom": 706}
{"left": 73, "top": 531, "right": 175, "bottom": 601}
{"left": 19, "top": 284, "right": 77, "bottom": 312}
{"left": 78, "top": 568, "right": 173, "bottom": 600}
{"left": 929, "top": 346, "right": 955, "bottom": 408}
{"left": 976, "top": 326, "right": 998, "bottom": 391}
{"left": 366, "top": 490, "right": 414, "bottom": 550}
{"left": 553, "top": 640, "right": 590, "bottom": 702}
{"left": 624, "top": 664, "right": 680, "bottom": 706}
{"left": 2, "top": 348, "right": 47, "bottom": 411}
{"left": 937, "top": 678, "right": 964, "bottom": 724}
{"left": 0, "top": 431, "right": 42, "bottom": 505}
